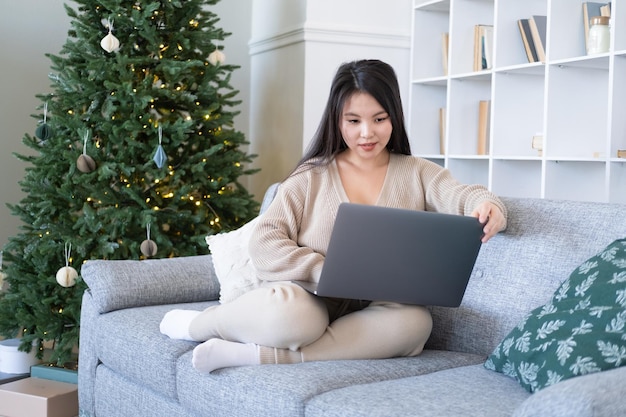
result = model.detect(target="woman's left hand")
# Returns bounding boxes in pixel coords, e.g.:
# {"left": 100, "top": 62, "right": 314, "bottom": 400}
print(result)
{"left": 471, "top": 202, "right": 506, "bottom": 243}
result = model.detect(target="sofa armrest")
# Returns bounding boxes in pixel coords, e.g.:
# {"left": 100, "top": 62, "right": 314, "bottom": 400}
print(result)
{"left": 81, "top": 255, "right": 219, "bottom": 314}
{"left": 513, "top": 366, "right": 626, "bottom": 417}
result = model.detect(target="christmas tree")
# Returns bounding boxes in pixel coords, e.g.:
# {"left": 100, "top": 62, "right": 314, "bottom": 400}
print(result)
{"left": 0, "top": 0, "right": 258, "bottom": 366}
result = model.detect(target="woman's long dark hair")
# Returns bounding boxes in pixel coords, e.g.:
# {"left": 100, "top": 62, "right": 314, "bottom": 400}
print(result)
{"left": 294, "top": 59, "right": 412, "bottom": 173}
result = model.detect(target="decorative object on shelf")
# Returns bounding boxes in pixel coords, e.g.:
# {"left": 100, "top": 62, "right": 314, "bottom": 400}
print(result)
{"left": 76, "top": 132, "right": 96, "bottom": 173}
{"left": 55, "top": 243, "right": 78, "bottom": 288}
{"left": 617, "top": 150, "right": 626, "bottom": 158}
{"left": 34, "top": 102, "right": 53, "bottom": 141}
{"left": 140, "top": 223, "right": 158, "bottom": 257}
{"left": 583, "top": 2, "right": 611, "bottom": 54}
{"left": 152, "top": 125, "right": 167, "bottom": 168}
{"left": 587, "top": 15, "right": 610, "bottom": 54}
{"left": 100, "top": 18, "right": 120, "bottom": 53}
{"left": 531, "top": 134, "right": 543, "bottom": 156}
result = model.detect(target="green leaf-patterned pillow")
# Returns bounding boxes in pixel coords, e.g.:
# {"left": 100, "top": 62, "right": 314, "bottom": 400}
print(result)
{"left": 485, "top": 238, "right": 626, "bottom": 393}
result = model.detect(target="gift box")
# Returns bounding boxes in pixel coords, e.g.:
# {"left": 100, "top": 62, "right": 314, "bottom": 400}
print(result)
{"left": 30, "top": 363, "right": 78, "bottom": 385}
{"left": 0, "top": 377, "right": 78, "bottom": 417}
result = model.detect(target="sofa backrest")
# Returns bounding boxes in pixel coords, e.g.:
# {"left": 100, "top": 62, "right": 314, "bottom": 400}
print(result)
{"left": 425, "top": 197, "right": 626, "bottom": 357}
{"left": 260, "top": 182, "right": 280, "bottom": 214}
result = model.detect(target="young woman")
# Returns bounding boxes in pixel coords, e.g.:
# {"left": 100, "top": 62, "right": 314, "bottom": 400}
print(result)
{"left": 160, "top": 59, "right": 507, "bottom": 373}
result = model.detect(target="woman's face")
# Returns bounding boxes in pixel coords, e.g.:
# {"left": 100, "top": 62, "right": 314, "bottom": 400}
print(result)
{"left": 339, "top": 92, "right": 392, "bottom": 162}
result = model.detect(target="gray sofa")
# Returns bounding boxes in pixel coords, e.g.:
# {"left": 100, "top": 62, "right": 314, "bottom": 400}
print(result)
{"left": 78, "top": 185, "right": 626, "bottom": 417}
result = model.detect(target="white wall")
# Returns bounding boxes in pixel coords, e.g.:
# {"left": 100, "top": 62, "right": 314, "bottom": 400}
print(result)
{"left": 0, "top": 1, "right": 252, "bottom": 249}
{"left": 248, "top": 0, "right": 412, "bottom": 195}
{"left": 0, "top": 2, "right": 72, "bottom": 250}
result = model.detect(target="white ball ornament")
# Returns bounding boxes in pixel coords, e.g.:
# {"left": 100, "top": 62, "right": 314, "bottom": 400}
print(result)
{"left": 101, "top": 32, "right": 120, "bottom": 53}
{"left": 100, "top": 19, "right": 120, "bottom": 53}
{"left": 208, "top": 49, "right": 225, "bottom": 66}
{"left": 56, "top": 266, "right": 78, "bottom": 288}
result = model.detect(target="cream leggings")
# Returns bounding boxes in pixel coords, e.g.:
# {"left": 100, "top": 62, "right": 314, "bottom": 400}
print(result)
{"left": 188, "top": 282, "right": 433, "bottom": 364}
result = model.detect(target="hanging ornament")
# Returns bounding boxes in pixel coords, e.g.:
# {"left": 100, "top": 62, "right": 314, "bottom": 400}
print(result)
{"left": 208, "top": 49, "right": 225, "bottom": 66}
{"left": 56, "top": 243, "right": 78, "bottom": 288}
{"left": 0, "top": 251, "right": 7, "bottom": 290}
{"left": 35, "top": 102, "right": 53, "bottom": 141}
{"left": 100, "top": 19, "right": 120, "bottom": 53}
{"left": 77, "top": 132, "right": 97, "bottom": 173}
{"left": 152, "top": 126, "right": 167, "bottom": 168}
{"left": 140, "top": 224, "right": 158, "bottom": 257}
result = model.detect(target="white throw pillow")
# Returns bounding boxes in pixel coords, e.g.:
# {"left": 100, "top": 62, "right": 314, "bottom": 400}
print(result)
{"left": 205, "top": 217, "right": 262, "bottom": 303}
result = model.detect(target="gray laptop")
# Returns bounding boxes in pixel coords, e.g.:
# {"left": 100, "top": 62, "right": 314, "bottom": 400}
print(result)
{"left": 295, "top": 203, "right": 484, "bottom": 307}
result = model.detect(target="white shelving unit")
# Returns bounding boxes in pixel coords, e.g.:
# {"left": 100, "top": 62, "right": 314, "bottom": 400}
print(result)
{"left": 408, "top": 0, "right": 626, "bottom": 203}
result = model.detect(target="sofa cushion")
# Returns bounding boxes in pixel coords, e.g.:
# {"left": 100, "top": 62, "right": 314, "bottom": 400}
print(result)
{"left": 95, "top": 364, "right": 189, "bottom": 417}
{"left": 304, "top": 364, "right": 530, "bottom": 417}
{"left": 511, "top": 366, "right": 626, "bottom": 417}
{"left": 485, "top": 238, "right": 626, "bottom": 393}
{"left": 205, "top": 217, "right": 262, "bottom": 303}
{"left": 176, "top": 350, "right": 485, "bottom": 417}
{"left": 95, "top": 301, "right": 216, "bottom": 400}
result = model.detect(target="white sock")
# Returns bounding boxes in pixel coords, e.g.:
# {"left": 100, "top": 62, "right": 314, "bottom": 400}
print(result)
{"left": 192, "top": 339, "right": 259, "bottom": 373}
{"left": 159, "top": 309, "right": 202, "bottom": 341}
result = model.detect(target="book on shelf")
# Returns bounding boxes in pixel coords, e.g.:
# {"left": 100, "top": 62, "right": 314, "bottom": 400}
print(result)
{"left": 517, "top": 19, "right": 539, "bottom": 63}
{"left": 477, "top": 100, "right": 490, "bottom": 155}
{"left": 442, "top": 32, "right": 449, "bottom": 76}
{"left": 438, "top": 107, "right": 446, "bottom": 155}
{"left": 483, "top": 26, "right": 494, "bottom": 70}
{"left": 473, "top": 24, "right": 493, "bottom": 71}
{"left": 528, "top": 15, "right": 547, "bottom": 62}
{"left": 583, "top": 2, "right": 609, "bottom": 53}
{"left": 473, "top": 26, "right": 480, "bottom": 71}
